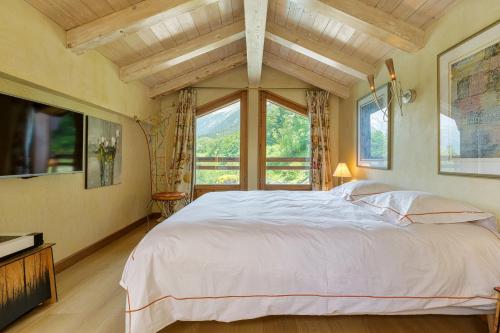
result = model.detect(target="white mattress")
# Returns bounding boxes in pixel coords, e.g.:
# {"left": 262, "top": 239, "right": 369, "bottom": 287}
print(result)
{"left": 121, "top": 191, "right": 500, "bottom": 333}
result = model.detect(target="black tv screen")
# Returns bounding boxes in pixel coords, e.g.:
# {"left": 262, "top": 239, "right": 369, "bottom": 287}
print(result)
{"left": 0, "top": 93, "right": 84, "bottom": 178}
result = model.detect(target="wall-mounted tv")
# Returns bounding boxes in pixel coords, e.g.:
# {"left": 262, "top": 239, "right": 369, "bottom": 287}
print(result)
{"left": 0, "top": 93, "right": 84, "bottom": 178}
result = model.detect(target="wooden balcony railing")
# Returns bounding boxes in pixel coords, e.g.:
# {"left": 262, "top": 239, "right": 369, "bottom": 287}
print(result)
{"left": 196, "top": 157, "right": 240, "bottom": 170}
{"left": 195, "top": 157, "right": 310, "bottom": 171}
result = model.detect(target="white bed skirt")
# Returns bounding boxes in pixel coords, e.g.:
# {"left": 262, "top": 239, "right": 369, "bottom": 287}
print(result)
{"left": 121, "top": 191, "right": 500, "bottom": 333}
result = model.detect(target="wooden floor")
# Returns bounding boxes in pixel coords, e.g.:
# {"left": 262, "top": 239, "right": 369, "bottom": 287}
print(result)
{"left": 4, "top": 224, "right": 489, "bottom": 333}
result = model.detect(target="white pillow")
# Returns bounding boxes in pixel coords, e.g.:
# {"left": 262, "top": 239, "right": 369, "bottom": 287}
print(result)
{"left": 353, "top": 190, "right": 494, "bottom": 226}
{"left": 331, "top": 180, "right": 398, "bottom": 201}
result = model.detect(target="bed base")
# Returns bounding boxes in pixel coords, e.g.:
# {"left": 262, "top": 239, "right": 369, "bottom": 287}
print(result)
{"left": 486, "top": 287, "right": 499, "bottom": 333}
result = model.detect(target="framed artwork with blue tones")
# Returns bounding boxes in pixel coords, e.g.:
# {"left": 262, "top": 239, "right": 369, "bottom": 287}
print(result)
{"left": 357, "top": 83, "right": 391, "bottom": 170}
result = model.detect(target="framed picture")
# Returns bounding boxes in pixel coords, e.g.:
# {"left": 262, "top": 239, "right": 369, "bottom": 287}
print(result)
{"left": 438, "top": 20, "right": 500, "bottom": 178}
{"left": 85, "top": 116, "right": 122, "bottom": 189}
{"left": 357, "top": 83, "right": 391, "bottom": 169}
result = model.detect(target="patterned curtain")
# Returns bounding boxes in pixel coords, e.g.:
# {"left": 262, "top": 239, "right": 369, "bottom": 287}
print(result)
{"left": 307, "top": 90, "right": 333, "bottom": 191}
{"left": 168, "top": 89, "right": 196, "bottom": 201}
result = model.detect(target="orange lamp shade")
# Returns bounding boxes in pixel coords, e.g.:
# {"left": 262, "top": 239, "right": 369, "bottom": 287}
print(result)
{"left": 385, "top": 58, "right": 396, "bottom": 81}
{"left": 333, "top": 163, "right": 352, "bottom": 178}
{"left": 367, "top": 74, "right": 376, "bottom": 92}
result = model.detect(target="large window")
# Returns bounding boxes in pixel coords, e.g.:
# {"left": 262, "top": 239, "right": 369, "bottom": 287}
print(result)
{"left": 259, "top": 91, "right": 311, "bottom": 190}
{"left": 194, "top": 91, "right": 247, "bottom": 197}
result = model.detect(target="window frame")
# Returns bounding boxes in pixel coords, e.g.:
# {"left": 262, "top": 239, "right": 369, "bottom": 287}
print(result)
{"left": 194, "top": 90, "right": 248, "bottom": 196}
{"left": 258, "top": 90, "right": 312, "bottom": 191}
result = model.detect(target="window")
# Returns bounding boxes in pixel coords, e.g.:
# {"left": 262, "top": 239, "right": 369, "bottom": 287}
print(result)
{"left": 259, "top": 91, "right": 311, "bottom": 190}
{"left": 194, "top": 91, "right": 247, "bottom": 197}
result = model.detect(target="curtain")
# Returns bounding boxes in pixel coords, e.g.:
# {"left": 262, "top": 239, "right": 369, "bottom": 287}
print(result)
{"left": 168, "top": 89, "right": 196, "bottom": 201}
{"left": 307, "top": 90, "right": 333, "bottom": 191}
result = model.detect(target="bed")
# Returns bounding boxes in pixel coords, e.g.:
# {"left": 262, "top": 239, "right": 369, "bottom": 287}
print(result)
{"left": 120, "top": 190, "right": 500, "bottom": 333}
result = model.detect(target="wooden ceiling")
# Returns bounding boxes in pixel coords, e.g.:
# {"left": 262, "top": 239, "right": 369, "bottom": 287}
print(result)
{"left": 26, "top": 0, "right": 456, "bottom": 99}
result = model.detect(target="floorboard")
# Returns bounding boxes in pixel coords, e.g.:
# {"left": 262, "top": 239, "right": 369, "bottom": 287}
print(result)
{"left": 4, "top": 224, "right": 489, "bottom": 333}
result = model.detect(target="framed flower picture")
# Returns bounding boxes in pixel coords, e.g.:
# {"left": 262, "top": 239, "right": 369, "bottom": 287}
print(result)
{"left": 438, "top": 20, "right": 500, "bottom": 178}
{"left": 85, "top": 116, "right": 122, "bottom": 189}
{"left": 357, "top": 83, "right": 391, "bottom": 169}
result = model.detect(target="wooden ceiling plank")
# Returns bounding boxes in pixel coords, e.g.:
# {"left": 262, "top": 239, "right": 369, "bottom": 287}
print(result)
{"left": 121, "top": 20, "right": 245, "bottom": 82}
{"left": 206, "top": 1, "right": 223, "bottom": 30}
{"left": 81, "top": 0, "right": 115, "bottom": 17}
{"left": 105, "top": 0, "right": 134, "bottom": 11}
{"left": 391, "top": 0, "right": 427, "bottom": 20}
{"left": 244, "top": 0, "right": 268, "bottom": 87}
{"left": 26, "top": 0, "right": 76, "bottom": 30}
{"left": 190, "top": 6, "right": 211, "bottom": 35}
{"left": 231, "top": 0, "right": 244, "bottom": 20}
{"left": 310, "top": 13, "right": 330, "bottom": 41}
{"left": 408, "top": 0, "right": 455, "bottom": 29}
{"left": 266, "top": 22, "right": 374, "bottom": 79}
{"left": 136, "top": 28, "right": 165, "bottom": 54}
{"left": 285, "top": 1, "right": 304, "bottom": 30}
{"left": 274, "top": 0, "right": 289, "bottom": 26}
{"left": 263, "top": 51, "right": 350, "bottom": 98}
{"left": 295, "top": 0, "right": 425, "bottom": 52}
{"left": 297, "top": 9, "right": 318, "bottom": 37}
{"left": 331, "top": 24, "right": 356, "bottom": 49}
{"left": 319, "top": 19, "right": 342, "bottom": 43}
{"left": 122, "top": 33, "right": 156, "bottom": 58}
{"left": 375, "top": 0, "right": 403, "bottom": 13}
{"left": 218, "top": 0, "right": 234, "bottom": 25}
{"left": 67, "top": 0, "right": 219, "bottom": 53}
{"left": 150, "top": 51, "right": 247, "bottom": 98}
{"left": 165, "top": 17, "right": 190, "bottom": 44}
{"left": 149, "top": 22, "right": 177, "bottom": 49}
{"left": 178, "top": 12, "right": 200, "bottom": 40}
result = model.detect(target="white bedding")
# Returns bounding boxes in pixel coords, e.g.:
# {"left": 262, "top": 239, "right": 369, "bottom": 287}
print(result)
{"left": 121, "top": 191, "right": 500, "bottom": 333}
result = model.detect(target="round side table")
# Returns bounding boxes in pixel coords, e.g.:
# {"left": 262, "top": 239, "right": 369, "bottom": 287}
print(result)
{"left": 146, "top": 192, "right": 188, "bottom": 230}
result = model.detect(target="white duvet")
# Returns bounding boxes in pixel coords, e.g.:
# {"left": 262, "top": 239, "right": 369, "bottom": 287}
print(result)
{"left": 121, "top": 191, "right": 500, "bottom": 333}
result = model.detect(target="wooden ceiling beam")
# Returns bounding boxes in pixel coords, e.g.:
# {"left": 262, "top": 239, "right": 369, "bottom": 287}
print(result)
{"left": 244, "top": 0, "right": 268, "bottom": 87}
{"left": 120, "top": 20, "right": 245, "bottom": 82}
{"left": 150, "top": 52, "right": 247, "bottom": 98}
{"left": 67, "top": 0, "right": 219, "bottom": 53}
{"left": 296, "top": 0, "right": 425, "bottom": 52}
{"left": 266, "top": 22, "right": 374, "bottom": 80}
{"left": 263, "top": 52, "right": 350, "bottom": 99}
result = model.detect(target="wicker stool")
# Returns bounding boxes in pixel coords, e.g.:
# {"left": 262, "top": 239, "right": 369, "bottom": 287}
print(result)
{"left": 146, "top": 192, "right": 188, "bottom": 230}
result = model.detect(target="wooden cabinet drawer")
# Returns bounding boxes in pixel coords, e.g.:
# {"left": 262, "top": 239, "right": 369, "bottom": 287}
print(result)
{"left": 0, "top": 245, "right": 57, "bottom": 330}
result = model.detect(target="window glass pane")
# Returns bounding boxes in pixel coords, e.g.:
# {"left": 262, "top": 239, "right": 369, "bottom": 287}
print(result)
{"left": 195, "top": 101, "right": 240, "bottom": 185}
{"left": 265, "top": 101, "right": 311, "bottom": 185}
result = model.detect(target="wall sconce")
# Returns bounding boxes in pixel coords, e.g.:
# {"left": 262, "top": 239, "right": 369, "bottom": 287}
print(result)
{"left": 367, "top": 58, "right": 416, "bottom": 117}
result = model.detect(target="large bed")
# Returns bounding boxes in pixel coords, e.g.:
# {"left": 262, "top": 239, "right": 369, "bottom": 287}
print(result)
{"left": 121, "top": 190, "right": 500, "bottom": 333}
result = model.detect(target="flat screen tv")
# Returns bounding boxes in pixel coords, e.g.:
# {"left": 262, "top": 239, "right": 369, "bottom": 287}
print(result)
{"left": 0, "top": 93, "right": 84, "bottom": 178}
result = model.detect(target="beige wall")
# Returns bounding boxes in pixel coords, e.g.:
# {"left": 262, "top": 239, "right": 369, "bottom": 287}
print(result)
{"left": 161, "top": 65, "right": 340, "bottom": 190}
{"left": 0, "top": 0, "right": 158, "bottom": 261}
{"left": 0, "top": 0, "right": 157, "bottom": 119}
{"left": 339, "top": 0, "right": 500, "bottom": 223}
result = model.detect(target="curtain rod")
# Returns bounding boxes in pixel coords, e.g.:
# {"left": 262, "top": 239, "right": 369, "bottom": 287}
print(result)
{"left": 190, "top": 86, "right": 313, "bottom": 90}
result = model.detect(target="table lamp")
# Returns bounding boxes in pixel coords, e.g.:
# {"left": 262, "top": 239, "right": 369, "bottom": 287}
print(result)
{"left": 333, "top": 162, "right": 352, "bottom": 185}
